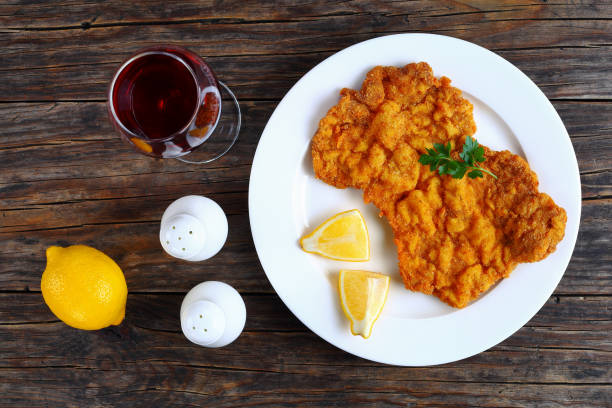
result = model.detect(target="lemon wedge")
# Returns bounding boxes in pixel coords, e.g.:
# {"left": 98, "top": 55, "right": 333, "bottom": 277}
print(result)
{"left": 338, "top": 269, "right": 389, "bottom": 339}
{"left": 300, "top": 209, "right": 369, "bottom": 261}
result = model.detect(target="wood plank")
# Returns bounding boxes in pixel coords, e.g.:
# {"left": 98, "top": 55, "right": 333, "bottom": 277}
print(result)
{"left": 0, "top": 100, "right": 610, "bottom": 294}
{"left": 0, "top": 322, "right": 610, "bottom": 393}
{"left": 1, "top": 26, "right": 610, "bottom": 102}
{"left": 554, "top": 101, "right": 612, "bottom": 199}
{"left": 1, "top": 291, "right": 609, "bottom": 405}
{"left": 0, "top": 316, "right": 610, "bottom": 382}
{"left": 556, "top": 199, "right": 611, "bottom": 295}
{"left": 0, "top": 199, "right": 609, "bottom": 294}
{"left": 0, "top": 366, "right": 608, "bottom": 408}
{"left": 0, "top": 293, "right": 302, "bottom": 332}
{"left": 572, "top": 135, "right": 612, "bottom": 174}
{"left": 1, "top": 2, "right": 610, "bottom": 407}
{"left": 0, "top": 220, "right": 268, "bottom": 293}
{"left": 0, "top": 101, "right": 264, "bottom": 184}
{"left": 7, "top": 160, "right": 604, "bottom": 234}
{"left": 553, "top": 102, "right": 612, "bottom": 140}
{"left": 0, "top": 182, "right": 249, "bottom": 232}
{"left": 0, "top": 101, "right": 609, "bottom": 185}
{"left": 498, "top": 48, "right": 612, "bottom": 100}
{"left": 0, "top": 101, "right": 269, "bottom": 147}
{"left": 1, "top": 0, "right": 610, "bottom": 28}
{"left": 582, "top": 171, "right": 612, "bottom": 200}
{"left": 2, "top": 293, "right": 610, "bottom": 351}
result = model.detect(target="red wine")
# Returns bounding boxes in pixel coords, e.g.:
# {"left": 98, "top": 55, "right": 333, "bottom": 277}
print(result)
{"left": 112, "top": 53, "right": 198, "bottom": 140}
{"left": 109, "top": 47, "right": 222, "bottom": 159}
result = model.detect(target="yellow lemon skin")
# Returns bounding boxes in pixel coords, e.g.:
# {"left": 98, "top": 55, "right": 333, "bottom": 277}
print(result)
{"left": 129, "top": 137, "right": 153, "bottom": 154}
{"left": 41, "top": 245, "right": 127, "bottom": 330}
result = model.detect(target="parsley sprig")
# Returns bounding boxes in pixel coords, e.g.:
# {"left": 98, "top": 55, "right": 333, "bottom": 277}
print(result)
{"left": 418, "top": 136, "right": 497, "bottom": 180}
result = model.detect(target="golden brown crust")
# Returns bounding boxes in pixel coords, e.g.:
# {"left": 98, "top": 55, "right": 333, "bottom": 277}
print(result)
{"left": 312, "top": 62, "right": 567, "bottom": 308}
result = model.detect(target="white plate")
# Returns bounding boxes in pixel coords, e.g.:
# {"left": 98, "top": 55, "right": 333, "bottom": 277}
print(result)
{"left": 248, "top": 34, "right": 580, "bottom": 366}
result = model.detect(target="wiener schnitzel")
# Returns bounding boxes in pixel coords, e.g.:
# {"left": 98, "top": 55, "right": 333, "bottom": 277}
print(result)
{"left": 312, "top": 63, "right": 567, "bottom": 308}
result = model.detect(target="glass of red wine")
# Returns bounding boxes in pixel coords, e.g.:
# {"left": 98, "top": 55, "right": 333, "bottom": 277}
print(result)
{"left": 108, "top": 46, "right": 240, "bottom": 163}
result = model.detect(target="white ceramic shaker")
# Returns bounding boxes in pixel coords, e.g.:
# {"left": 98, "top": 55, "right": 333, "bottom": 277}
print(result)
{"left": 159, "top": 195, "right": 228, "bottom": 261}
{"left": 180, "top": 281, "right": 246, "bottom": 347}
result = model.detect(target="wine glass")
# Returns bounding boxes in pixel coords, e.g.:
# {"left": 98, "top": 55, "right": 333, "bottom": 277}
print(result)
{"left": 108, "top": 45, "right": 240, "bottom": 164}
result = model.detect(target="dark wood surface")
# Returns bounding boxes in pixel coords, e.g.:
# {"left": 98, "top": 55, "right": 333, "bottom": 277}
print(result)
{"left": 1, "top": 1, "right": 610, "bottom": 406}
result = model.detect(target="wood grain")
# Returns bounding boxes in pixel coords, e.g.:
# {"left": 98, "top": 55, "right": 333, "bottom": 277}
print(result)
{"left": 3, "top": 203, "right": 609, "bottom": 294}
{"left": 1, "top": 100, "right": 610, "bottom": 294}
{"left": 1, "top": 1, "right": 611, "bottom": 102}
{"left": 1, "top": 24, "right": 610, "bottom": 102}
{"left": 0, "top": 101, "right": 609, "bottom": 183}
{"left": 1, "top": 292, "right": 610, "bottom": 348}
{"left": 0, "top": 369, "right": 607, "bottom": 408}
{"left": 1, "top": 1, "right": 611, "bottom": 406}
{"left": 0, "top": 293, "right": 610, "bottom": 406}
{"left": 2, "top": 0, "right": 610, "bottom": 29}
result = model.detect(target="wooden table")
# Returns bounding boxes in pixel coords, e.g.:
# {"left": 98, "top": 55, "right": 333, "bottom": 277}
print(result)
{"left": 1, "top": 1, "right": 610, "bottom": 406}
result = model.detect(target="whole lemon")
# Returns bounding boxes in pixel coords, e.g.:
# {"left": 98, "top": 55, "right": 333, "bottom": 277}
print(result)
{"left": 41, "top": 245, "right": 128, "bottom": 330}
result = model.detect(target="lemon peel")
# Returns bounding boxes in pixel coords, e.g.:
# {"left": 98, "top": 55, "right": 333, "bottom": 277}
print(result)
{"left": 41, "top": 245, "right": 127, "bottom": 330}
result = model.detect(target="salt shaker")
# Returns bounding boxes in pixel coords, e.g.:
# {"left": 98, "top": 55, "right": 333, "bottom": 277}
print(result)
{"left": 159, "top": 195, "right": 228, "bottom": 262}
{"left": 180, "top": 281, "right": 246, "bottom": 347}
